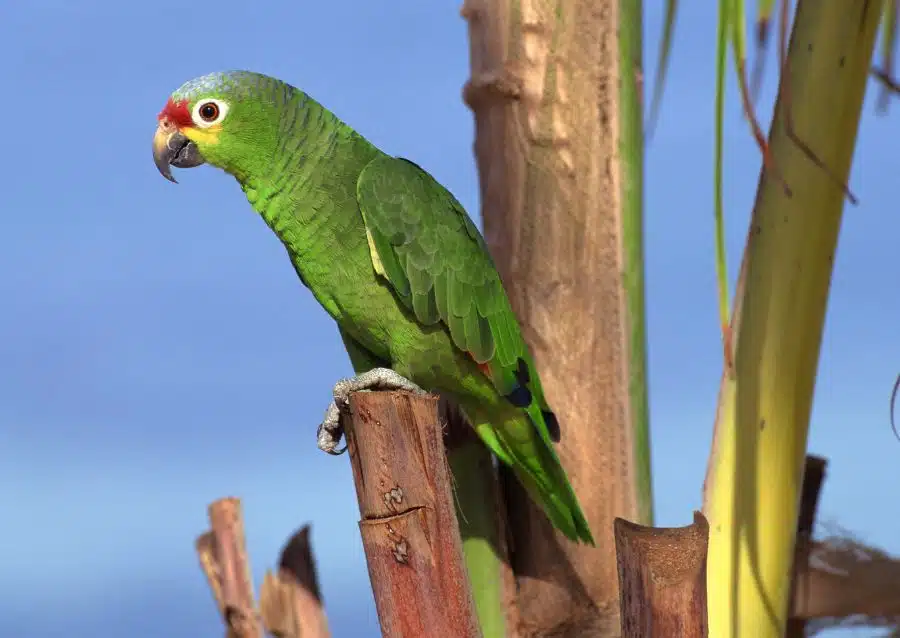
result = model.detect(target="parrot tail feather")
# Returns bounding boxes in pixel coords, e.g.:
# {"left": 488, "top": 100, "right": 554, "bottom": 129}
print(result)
{"left": 472, "top": 412, "right": 594, "bottom": 546}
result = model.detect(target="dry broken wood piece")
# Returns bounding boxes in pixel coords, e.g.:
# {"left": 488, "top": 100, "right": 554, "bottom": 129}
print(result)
{"left": 196, "top": 497, "right": 263, "bottom": 638}
{"left": 259, "top": 525, "right": 331, "bottom": 638}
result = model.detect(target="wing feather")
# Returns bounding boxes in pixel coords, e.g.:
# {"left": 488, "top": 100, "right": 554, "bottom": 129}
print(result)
{"left": 356, "top": 155, "right": 560, "bottom": 442}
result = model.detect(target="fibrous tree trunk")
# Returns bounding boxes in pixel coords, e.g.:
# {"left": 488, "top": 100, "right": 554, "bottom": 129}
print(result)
{"left": 463, "top": 0, "right": 651, "bottom": 635}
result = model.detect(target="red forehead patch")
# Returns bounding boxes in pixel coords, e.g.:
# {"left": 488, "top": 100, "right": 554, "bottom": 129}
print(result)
{"left": 158, "top": 98, "right": 193, "bottom": 128}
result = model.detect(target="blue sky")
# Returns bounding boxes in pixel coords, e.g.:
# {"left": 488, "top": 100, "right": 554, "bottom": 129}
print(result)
{"left": 1, "top": 2, "right": 897, "bottom": 636}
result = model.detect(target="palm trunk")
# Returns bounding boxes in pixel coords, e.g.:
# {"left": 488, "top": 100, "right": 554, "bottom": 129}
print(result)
{"left": 463, "top": 0, "right": 652, "bottom": 634}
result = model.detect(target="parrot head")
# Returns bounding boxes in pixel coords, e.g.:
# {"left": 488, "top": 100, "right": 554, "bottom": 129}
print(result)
{"left": 153, "top": 70, "right": 285, "bottom": 183}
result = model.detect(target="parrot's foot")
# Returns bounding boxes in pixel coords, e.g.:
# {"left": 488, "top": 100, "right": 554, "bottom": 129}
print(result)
{"left": 317, "top": 368, "right": 426, "bottom": 455}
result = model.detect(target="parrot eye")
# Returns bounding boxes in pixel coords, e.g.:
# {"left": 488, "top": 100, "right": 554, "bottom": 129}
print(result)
{"left": 199, "top": 103, "right": 218, "bottom": 121}
{"left": 191, "top": 98, "right": 229, "bottom": 128}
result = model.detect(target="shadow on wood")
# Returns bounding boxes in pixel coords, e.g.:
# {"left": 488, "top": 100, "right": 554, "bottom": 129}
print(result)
{"left": 342, "top": 390, "right": 481, "bottom": 638}
{"left": 615, "top": 512, "right": 709, "bottom": 638}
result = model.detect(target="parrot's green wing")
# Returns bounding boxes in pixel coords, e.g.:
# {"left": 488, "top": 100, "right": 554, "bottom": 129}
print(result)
{"left": 356, "top": 155, "right": 558, "bottom": 443}
{"left": 356, "top": 156, "right": 593, "bottom": 544}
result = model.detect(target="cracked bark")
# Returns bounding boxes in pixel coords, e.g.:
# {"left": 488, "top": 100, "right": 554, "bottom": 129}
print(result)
{"left": 463, "top": 0, "right": 641, "bottom": 635}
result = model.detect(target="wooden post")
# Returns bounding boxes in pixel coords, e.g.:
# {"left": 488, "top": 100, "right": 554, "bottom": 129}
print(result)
{"left": 342, "top": 391, "right": 481, "bottom": 638}
{"left": 615, "top": 512, "right": 710, "bottom": 638}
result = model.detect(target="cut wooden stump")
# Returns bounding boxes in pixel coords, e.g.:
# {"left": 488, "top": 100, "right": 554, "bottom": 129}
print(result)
{"left": 341, "top": 390, "right": 481, "bottom": 638}
{"left": 615, "top": 512, "right": 710, "bottom": 638}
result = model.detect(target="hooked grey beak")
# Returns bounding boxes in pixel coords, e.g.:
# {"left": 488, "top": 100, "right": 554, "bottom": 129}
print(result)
{"left": 152, "top": 121, "right": 205, "bottom": 183}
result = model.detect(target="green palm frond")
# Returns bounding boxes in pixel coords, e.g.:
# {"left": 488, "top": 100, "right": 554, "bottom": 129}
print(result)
{"left": 646, "top": 1, "right": 897, "bottom": 636}
{"left": 713, "top": 1, "right": 730, "bottom": 372}
{"left": 647, "top": 0, "right": 678, "bottom": 139}
{"left": 650, "top": 0, "right": 900, "bottom": 373}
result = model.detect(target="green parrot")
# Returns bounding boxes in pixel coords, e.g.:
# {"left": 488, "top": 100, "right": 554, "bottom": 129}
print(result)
{"left": 152, "top": 70, "right": 593, "bottom": 545}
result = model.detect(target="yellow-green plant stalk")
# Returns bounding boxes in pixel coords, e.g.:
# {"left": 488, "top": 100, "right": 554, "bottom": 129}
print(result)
{"left": 448, "top": 440, "right": 507, "bottom": 637}
{"left": 622, "top": 0, "right": 654, "bottom": 528}
{"left": 702, "top": 2, "right": 882, "bottom": 637}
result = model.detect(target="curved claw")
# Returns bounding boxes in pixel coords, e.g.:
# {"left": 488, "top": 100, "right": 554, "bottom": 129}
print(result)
{"left": 317, "top": 401, "right": 347, "bottom": 455}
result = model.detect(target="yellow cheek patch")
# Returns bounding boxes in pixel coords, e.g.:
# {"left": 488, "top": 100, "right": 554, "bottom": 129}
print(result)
{"left": 182, "top": 125, "right": 222, "bottom": 146}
